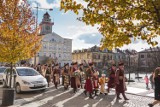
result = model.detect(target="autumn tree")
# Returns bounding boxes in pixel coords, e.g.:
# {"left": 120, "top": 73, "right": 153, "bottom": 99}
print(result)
{"left": 0, "top": 0, "right": 41, "bottom": 88}
{"left": 60, "top": 0, "right": 160, "bottom": 50}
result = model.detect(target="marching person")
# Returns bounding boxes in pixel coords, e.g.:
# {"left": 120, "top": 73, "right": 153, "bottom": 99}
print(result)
{"left": 70, "top": 62, "right": 78, "bottom": 93}
{"left": 99, "top": 74, "right": 107, "bottom": 95}
{"left": 62, "top": 63, "right": 70, "bottom": 90}
{"left": 79, "top": 63, "right": 84, "bottom": 88}
{"left": 115, "top": 62, "right": 129, "bottom": 100}
{"left": 53, "top": 64, "right": 60, "bottom": 89}
{"left": 36, "top": 63, "right": 42, "bottom": 74}
{"left": 107, "top": 64, "right": 116, "bottom": 93}
{"left": 92, "top": 69, "right": 99, "bottom": 96}
{"left": 148, "top": 67, "right": 160, "bottom": 107}
{"left": 84, "top": 62, "right": 94, "bottom": 99}
{"left": 45, "top": 64, "right": 51, "bottom": 87}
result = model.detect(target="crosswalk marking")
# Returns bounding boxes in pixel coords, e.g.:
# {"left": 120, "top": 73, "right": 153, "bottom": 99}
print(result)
{"left": 24, "top": 86, "right": 63, "bottom": 102}
{"left": 84, "top": 97, "right": 89, "bottom": 100}
{"left": 83, "top": 104, "right": 89, "bottom": 107}
{"left": 17, "top": 88, "right": 72, "bottom": 107}
{"left": 92, "top": 98, "right": 103, "bottom": 107}
{"left": 54, "top": 89, "right": 84, "bottom": 107}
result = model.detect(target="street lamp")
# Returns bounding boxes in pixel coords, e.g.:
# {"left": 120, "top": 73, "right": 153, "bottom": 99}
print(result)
{"left": 33, "top": 2, "right": 53, "bottom": 65}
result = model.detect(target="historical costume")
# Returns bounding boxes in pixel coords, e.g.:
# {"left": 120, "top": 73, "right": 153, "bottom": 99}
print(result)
{"left": 99, "top": 74, "right": 107, "bottom": 95}
{"left": 84, "top": 63, "right": 94, "bottom": 99}
{"left": 70, "top": 62, "right": 78, "bottom": 93}
{"left": 63, "top": 63, "right": 70, "bottom": 90}
{"left": 53, "top": 64, "right": 60, "bottom": 89}
{"left": 36, "top": 63, "right": 42, "bottom": 74}
{"left": 79, "top": 63, "right": 84, "bottom": 88}
{"left": 115, "top": 62, "right": 129, "bottom": 100}
{"left": 107, "top": 64, "right": 116, "bottom": 93}
{"left": 45, "top": 65, "right": 51, "bottom": 87}
{"left": 92, "top": 70, "right": 99, "bottom": 96}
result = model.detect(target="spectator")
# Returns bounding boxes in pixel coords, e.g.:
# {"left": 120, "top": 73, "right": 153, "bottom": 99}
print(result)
{"left": 150, "top": 71, "right": 155, "bottom": 89}
{"left": 148, "top": 67, "right": 160, "bottom": 107}
{"left": 144, "top": 75, "right": 149, "bottom": 90}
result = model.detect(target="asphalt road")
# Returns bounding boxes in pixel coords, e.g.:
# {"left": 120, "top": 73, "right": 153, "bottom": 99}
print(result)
{"left": 0, "top": 83, "right": 159, "bottom": 107}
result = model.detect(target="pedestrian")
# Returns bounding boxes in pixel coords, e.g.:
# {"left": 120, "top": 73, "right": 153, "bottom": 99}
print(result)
{"left": 150, "top": 71, "right": 155, "bottom": 89}
{"left": 92, "top": 69, "right": 99, "bottom": 96}
{"left": 107, "top": 64, "right": 116, "bottom": 93}
{"left": 45, "top": 64, "right": 51, "bottom": 87}
{"left": 79, "top": 63, "right": 84, "bottom": 88}
{"left": 148, "top": 67, "right": 160, "bottom": 107}
{"left": 115, "top": 62, "right": 129, "bottom": 100}
{"left": 62, "top": 63, "right": 70, "bottom": 90}
{"left": 84, "top": 62, "right": 94, "bottom": 99}
{"left": 144, "top": 75, "right": 149, "bottom": 90}
{"left": 99, "top": 74, "right": 107, "bottom": 95}
{"left": 53, "top": 64, "right": 60, "bottom": 89}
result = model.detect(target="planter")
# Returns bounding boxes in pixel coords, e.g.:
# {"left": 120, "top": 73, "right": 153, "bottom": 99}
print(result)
{"left": 1, "top": 88, "right": 15, "bottom": 106}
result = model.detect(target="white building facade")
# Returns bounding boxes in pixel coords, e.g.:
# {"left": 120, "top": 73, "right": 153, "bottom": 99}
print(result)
{"left": 36, "top": 12, "right": 72, "bottom": 66}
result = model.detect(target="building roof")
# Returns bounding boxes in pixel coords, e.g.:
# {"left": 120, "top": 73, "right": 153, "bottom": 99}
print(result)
{"left": 44, "top": 12, "right": 50, "bottom": 17}
{"left": 139, "top": 47, "right": 160, "bottom": 53}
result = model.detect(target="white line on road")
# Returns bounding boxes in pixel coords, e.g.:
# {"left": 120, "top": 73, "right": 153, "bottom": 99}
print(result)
{"left": 84, "top": 97, "right": 89, "bottom": 100}
{"left": 19, "top": 88, "right": 72, "bottom": 107}
{"left": 54, "top": 89, "right": 84, "bottom": 107}
{"left": 83, "top": 104, "right": 89, "bottom": 107}
{"left": 92, "top": 98, "right": 103, "bottom": 107}
{"left": 24, "top": 86, "right": 63, "bottom": 102}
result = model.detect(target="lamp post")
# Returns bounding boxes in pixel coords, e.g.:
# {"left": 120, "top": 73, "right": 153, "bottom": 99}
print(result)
{"left": 33, "top": 2, "right": 53, "bottom": 65}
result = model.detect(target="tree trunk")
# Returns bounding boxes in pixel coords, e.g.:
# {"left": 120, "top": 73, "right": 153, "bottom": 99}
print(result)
{"left": 9, "top": 62, "right": 13, "bottom": 88}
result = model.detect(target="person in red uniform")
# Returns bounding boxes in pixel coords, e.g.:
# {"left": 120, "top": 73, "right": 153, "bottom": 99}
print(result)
{"left": 70, "top": 62, "right": 78, "bottom": 93}
{"left": 84, "top": 62, "right": 94, "bottom": 99}
{"left": 107, "top": 64, "right": 116, "bottom": 93}
{"left": 53, "top": 64, "right": 60, "bottom": 89}
{"left": 115, "top": 62, "right": 129, "bottom": 100}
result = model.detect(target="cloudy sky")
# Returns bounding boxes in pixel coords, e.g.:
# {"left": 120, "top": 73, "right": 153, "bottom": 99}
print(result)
{"left": 29, "top": 0, "right": 160, "bottom": 52}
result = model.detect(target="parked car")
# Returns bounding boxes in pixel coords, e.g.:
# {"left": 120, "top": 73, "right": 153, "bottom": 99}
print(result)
{"left": 2, "top": 67, "right": 48, "bottom": 93}
{"left": 0, "top": 67, "right": 7, "bottom": 83}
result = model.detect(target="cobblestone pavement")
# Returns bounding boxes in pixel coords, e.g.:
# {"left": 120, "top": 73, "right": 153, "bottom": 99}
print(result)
{"left": 4, "top": 85, "right": 158, "bottom": 107}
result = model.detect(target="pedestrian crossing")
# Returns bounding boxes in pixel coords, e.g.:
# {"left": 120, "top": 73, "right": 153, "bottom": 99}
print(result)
{"left": 9, "top": 85, "right": 156, "bottom": 107}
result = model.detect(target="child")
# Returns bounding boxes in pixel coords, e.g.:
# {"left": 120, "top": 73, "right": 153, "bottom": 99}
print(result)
{"left": 99, "top": 74, "right": 107, "bottom": 95}
{"left": 144, "top": 75, "right": 149, "bottom": 90}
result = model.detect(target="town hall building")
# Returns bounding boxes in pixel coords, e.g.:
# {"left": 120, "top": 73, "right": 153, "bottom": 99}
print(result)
{"left": 34, "top": 12, "right": 72, "bottom": 66}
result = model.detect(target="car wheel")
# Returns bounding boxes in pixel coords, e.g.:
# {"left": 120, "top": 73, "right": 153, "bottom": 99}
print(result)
{"left": 15, "top": 83, "right": 21, "bottom": 94}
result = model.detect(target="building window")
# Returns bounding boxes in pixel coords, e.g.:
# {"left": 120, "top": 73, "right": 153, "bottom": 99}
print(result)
{"left": 147, "top": 54, "right": 151, "bottom": 58}
{"left": 59, "top": 54, "right": 61, "bottom": 57}
{"left": 141, "top": 55, "right": 144, "bottom": 58}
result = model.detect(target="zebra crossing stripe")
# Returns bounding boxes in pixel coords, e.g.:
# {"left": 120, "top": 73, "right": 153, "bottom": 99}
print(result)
{"left": 92, "top": 98, "right": 103, "bottom": 107}
{"left": 18, "top": 88, "right": 72, "bottom": 107}
{"left": 83, "top": 104, "right": 89, "bottom": 107}
{"left": 24, "top": 86, "right": 63, "bottom": 102}
{"left": 54, "top": 89, "right": 84, "bottom": 107}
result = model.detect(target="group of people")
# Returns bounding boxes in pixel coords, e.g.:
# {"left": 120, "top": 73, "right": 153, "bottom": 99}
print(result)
{"left": 31, "top": 61, "right": 129, "bottom": 100}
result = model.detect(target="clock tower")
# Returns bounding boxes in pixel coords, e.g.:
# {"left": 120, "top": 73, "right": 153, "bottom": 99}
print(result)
{"left": 39, "top": 12, "right": 54, "bottom": 35}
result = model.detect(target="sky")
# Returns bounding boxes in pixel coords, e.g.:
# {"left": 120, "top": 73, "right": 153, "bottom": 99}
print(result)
{"left": 29, "top": 0, "right": 160, "bottom": 52}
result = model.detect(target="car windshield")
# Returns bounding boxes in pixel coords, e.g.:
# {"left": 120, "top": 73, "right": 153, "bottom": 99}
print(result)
{"left": 17, "top": 68, "right": 39, "bottom": 76}
{"left": 0, "top": 68, "right": 6, "bottom": 73}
